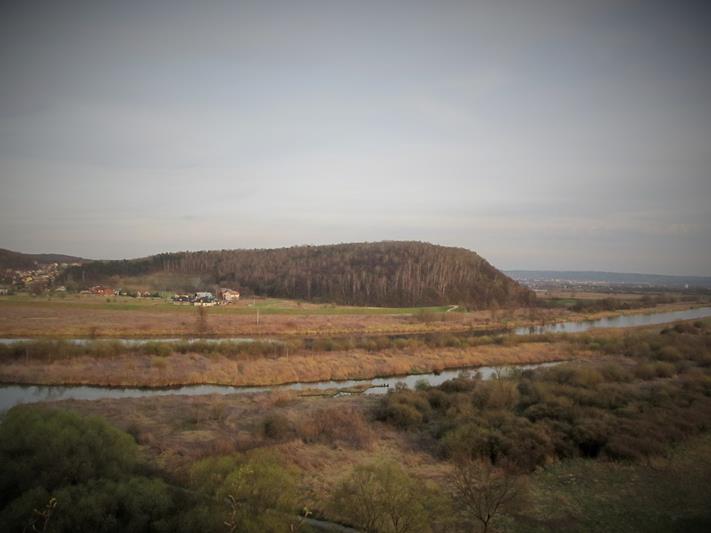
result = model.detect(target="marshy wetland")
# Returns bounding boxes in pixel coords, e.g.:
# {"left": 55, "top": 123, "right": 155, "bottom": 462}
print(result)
{"left": 3, "top": 314, "right": 711, "bottom": 532}
{"left": 2, "top": 306, "right": 710, "bottom": 410}
{"left": 2, "top": 292, "right": 711, "bottom": 532}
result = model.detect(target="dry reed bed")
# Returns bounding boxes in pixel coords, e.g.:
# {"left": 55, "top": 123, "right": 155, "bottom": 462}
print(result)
{"left": 0, "top": 342, "right": 574, "bottom": 388}
{"left": 0, "top": 304, "right": 502, "bottom": 337}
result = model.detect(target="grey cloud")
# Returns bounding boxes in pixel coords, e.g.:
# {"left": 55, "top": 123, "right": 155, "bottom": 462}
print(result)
{"left": 1, "top": 0, "right": 709, "bottom": 274}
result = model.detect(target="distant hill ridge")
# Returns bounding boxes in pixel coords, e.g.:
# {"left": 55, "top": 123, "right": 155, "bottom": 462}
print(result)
{"left": 60, "top": 241, "right": 533, "bottom": 308}
{"left": 0, "top": 249, "right": 85, "bottom": 270}
{"left": 507, "top": 270, "right": 711, "bottom": 288}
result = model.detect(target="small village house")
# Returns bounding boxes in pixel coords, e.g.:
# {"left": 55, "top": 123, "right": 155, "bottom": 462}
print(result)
{"left": 89, "top": 285, "right": 115, "bottom": 296}
{"left": 219, "top": 288, "right": 240, "bottom": 303}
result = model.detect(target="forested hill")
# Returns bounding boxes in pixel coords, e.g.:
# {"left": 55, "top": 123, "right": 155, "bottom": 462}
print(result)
{"left": 0, "top": 249, "right": 85, "bottom": 270}
{"left": 62, "top": 242, "right": 533, "bottom": 308}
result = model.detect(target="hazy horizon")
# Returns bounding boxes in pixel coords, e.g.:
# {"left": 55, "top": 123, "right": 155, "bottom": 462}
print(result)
{"left": 2, "top": 1, "right": 710, "bottom": 275}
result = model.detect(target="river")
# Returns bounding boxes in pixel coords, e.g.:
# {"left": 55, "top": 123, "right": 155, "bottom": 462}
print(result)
{"left": 0, "top": 306, "right": 709, "bottom": 411}
{"left": 513, "top": 306, "right": 711, "bottom": 335}
{"left": 0, "top": 362, "right": 561, "bottom": 411}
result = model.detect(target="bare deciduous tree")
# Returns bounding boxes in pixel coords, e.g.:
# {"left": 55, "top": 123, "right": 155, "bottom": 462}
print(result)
{"left": 450, "top": 459, "right": 527, "bottom": 533}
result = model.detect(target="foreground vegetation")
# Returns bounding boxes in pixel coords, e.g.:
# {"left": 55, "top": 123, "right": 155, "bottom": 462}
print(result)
{"left": 1, "top": 319, "right": 710, "bottom": 531}
{"left": 0, "top": 407, "right": 304, "bottom": 532}
{"left": 379, "top": 320, "right": 711, "bottom": 467}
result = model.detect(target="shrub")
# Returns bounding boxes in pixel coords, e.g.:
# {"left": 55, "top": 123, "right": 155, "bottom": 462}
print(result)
{"left": 297, "top": 406, "right": 373, "bottom": 448}
{"left": 189, "top": 449, "right": 300, "bottom": 533}
{"left": 653, "top": 362, "right": 676, "bottom": 378}
{"left": 379, "top": 390, "right": 432, "bottom": 428}
{"left": 571, "top": 417, "right": 613, "bottom": 457}
{"left": 600, "top": 364, "right": 633, "bottom": 383}
{"left": 426, "top": 389, "right": 450, "bottom": 410}
{"left": 483, "top": 381, "right": 520, "bottom": 410}
{"left": 0, "top": 406, "right": 179, "bottom": 533}
{"left": 633, "top": 363, "right": 657, "bottom": 380}
{"left": 378, "top": 325, "right": 711, "bottom": 472}
{"left": 0, "top": 407, "right": 140, "bottom": 503}
{"left": 415, "top": 379, "right": 431, "bottom": 391}
{"left": 543, "top": 366, "right": 603, "bottom": 388}
{"left": 381, "top": 401, "right": 424, "bottom": 428}
{"left": 262, "top": 413, "right": 292, "bottom": 440}
{"left": 331, "top": 459, "right": 442, "bottom": 533}
{"left": 657, "top": 345, "right": 683, "bottom": 362}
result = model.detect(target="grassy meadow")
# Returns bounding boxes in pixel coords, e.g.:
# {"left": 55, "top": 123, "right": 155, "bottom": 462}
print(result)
{"left": 0, "top": 293, "right": 454, "bottom": 315}
{"left": 0, "top": 290, "right": 706, "bottom": 339}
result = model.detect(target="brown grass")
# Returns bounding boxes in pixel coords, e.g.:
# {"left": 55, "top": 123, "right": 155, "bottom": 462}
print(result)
{"left": 295, "top": 405, "right": 375, "bottom": 449}
{"left": 2, "top": 292, "right": 702, "bottom": 339}
{"left": 0, "top": 342, "right": 576, "bottom": 388}
{"left": 0, "top": 301, "right": 464, "bottom": 337}
{"left": 0, "top": 297, "right": 616, "bottom": 338}
{"left": 47, "top": 392, "right": 449, "bottom": 509}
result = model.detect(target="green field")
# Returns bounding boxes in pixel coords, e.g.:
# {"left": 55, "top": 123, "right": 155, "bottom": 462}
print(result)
{"left": 0, "top": 294, "right": 453, "bottom": 316}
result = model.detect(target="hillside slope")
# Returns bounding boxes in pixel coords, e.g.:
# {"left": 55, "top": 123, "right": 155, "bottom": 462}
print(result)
{"left": 63, "top": 241, "right": 533, "bottom": 308}
{"left": 0, "top": 249, "right": 85, "bottom": 270}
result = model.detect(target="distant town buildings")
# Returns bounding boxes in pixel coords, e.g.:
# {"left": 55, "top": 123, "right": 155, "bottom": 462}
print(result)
{"left": 1, "top": 262, "right": 76, "bottom": 291}
{"left": 171, "top": 289, "right": 240, "bottom": 306}
{"left": 0, "top": 261, "right": 244, "bottom": 306}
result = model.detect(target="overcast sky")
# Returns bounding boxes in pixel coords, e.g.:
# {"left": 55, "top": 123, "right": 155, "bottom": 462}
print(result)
{"left": 1, "top": 0, "right": 709, "bottom": 275}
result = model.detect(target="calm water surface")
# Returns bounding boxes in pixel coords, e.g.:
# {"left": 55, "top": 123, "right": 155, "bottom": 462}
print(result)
{"left": 0, "top": 362, "right": 559, "bottom": 411}
{"left": 513, "top": 306, "right": 711, "bottom": 335}
{"left": 1, "top": 306, "right": 709, "bottom": 411}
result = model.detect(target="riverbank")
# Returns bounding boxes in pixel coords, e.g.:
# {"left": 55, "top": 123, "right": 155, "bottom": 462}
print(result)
{"left": 0, "top": 342, "right": 573, "bottom": 388}
{"left": 2, "top": 306, "right": 709, "bottom": 389}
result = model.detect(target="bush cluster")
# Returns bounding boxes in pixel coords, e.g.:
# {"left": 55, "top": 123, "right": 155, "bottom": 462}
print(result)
{"left": 0, "top": 407, "right": 305, "bottom": 533}
{"left": 378, "top": 321, "right": 711, "bottom": 470}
